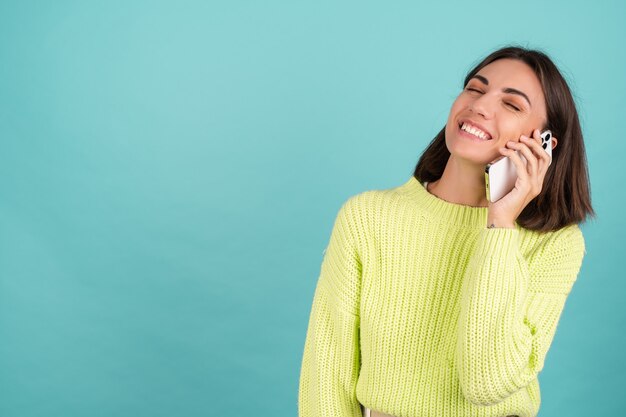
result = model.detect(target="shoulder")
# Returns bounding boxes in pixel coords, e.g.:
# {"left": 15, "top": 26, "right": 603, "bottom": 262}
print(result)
{"left": 337, "top": 182, "right": 408, "bottom": 226}
{"left": 520, "top": 223, "right": 587, "bottom": 294}
{"left": 521, "top": 223, "right": 586, "bottom": 257}
{"left": 343, "top": 179, "right": 414, "bottom": 210}
{"left": 330, "top": 183, "right": 408, "bottom": 251}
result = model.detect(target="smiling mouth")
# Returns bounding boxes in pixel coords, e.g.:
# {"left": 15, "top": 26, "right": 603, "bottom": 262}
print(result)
{"left": 458, "top": 122, "right": 492, "bottom": 141}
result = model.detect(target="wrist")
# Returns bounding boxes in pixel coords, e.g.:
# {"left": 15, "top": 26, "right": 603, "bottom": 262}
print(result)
{"left": 486, "top": 217, "right": 516, "bottom": 229}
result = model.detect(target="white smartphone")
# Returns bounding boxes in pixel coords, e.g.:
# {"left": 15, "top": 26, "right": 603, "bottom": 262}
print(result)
{"left": 485, "top": 130, "right": 553, "bottom": 203}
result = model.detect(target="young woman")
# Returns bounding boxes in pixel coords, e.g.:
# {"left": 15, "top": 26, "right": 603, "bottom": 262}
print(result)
{"left": 298, "top": 46, "right": 594, "bottom": 417}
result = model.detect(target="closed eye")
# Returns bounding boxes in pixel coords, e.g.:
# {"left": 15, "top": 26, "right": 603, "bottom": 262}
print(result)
{"left": 466, "top": 81, "right": 525, "bottom": 112}
{"left": 505, "top": 102, "right": 521, "bottom": 111}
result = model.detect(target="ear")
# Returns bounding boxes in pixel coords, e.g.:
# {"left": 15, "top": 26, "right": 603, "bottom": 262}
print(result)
{"left": 551, "top": 136, "right": 558, "bottom": 150}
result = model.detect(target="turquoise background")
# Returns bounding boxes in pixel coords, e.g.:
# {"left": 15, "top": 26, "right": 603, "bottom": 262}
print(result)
{"left": 0, "top": 1, "right": 623, "bottom": 416}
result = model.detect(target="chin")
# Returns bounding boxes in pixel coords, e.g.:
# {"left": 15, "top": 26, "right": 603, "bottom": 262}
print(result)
{"left": 446, "top": 136, "right": 497, "bottom": 166}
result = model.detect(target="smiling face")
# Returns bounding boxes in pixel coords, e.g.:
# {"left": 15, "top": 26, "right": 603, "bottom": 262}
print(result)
{"left": 444, "top": 58, "right": 548, "bottom": 165}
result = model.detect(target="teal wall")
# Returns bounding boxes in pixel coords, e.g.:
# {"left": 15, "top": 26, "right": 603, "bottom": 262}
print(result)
{"left": 0, "top": 1, "right": 623, "bottom": 416}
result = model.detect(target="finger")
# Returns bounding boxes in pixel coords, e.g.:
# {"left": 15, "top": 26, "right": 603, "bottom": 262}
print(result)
{"left": 507, "top": 140, "right": 538, "bottom": 176}
{"left": 521, "top": 132, "right": 551, "bottom": 171}
{"left": 533, "top": 129, "right": 552, "bottom": 164}
{"left": 500, "top": 146, "right": 529, "bottom": 182}
{"left": 520, "top": 130, "right": 549, "bottom": 194}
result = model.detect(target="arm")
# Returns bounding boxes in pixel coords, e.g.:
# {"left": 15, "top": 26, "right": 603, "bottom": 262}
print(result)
{"left": 456, "top": 224, "right": 586, "bottom": 406}
{"left": 298, "top": 196, "right": 364, "bottom": 417}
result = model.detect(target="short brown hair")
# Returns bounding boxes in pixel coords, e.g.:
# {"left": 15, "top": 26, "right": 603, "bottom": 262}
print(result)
{"left": 413, "top": 45, "right": 595, "bottom": 232}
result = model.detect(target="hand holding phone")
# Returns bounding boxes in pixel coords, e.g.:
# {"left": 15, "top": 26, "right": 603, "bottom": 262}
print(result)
{"left": 485, "top": 130, "right": 553, "bottom": 203}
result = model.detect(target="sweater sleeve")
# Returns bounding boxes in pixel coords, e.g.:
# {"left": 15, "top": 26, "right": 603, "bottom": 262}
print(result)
{"left": 456, "top": 224, "right": 586, "bottom": 406}
{"left": 298, "top": 197, "right": 364, "bottom": 417}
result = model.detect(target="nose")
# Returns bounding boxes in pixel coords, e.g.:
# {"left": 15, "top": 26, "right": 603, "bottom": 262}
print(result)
{"left": 469, "top": 93, "right": 495, "bottom": 119}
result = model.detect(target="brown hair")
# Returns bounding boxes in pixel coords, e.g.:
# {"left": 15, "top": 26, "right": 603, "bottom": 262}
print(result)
{"left": 413, "top": 45, "right": 595, "bottom": 232}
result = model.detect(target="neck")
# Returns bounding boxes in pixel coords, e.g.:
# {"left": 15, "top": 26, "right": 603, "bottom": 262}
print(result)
{"left": 428, "top": 155, "right": 489, "bottom": 208}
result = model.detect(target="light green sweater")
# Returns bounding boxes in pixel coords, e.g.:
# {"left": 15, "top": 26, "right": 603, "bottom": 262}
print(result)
{"left": 298, "top": 176, "right": 586, "bottom": 417}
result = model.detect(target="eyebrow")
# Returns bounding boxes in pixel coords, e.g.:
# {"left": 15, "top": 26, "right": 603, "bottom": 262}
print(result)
{"left": 470, "top": 74, "right": 532, "bottom": 108}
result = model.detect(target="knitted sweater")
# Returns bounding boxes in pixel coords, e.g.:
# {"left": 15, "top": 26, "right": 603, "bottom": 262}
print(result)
{"left": 298, "top": 176, "right": 586, "bottom": 417}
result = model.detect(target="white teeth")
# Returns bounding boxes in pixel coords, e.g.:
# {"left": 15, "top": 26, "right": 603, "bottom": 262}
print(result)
{"left": 461, "top": 122, "right": 489, "bottom": 140}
